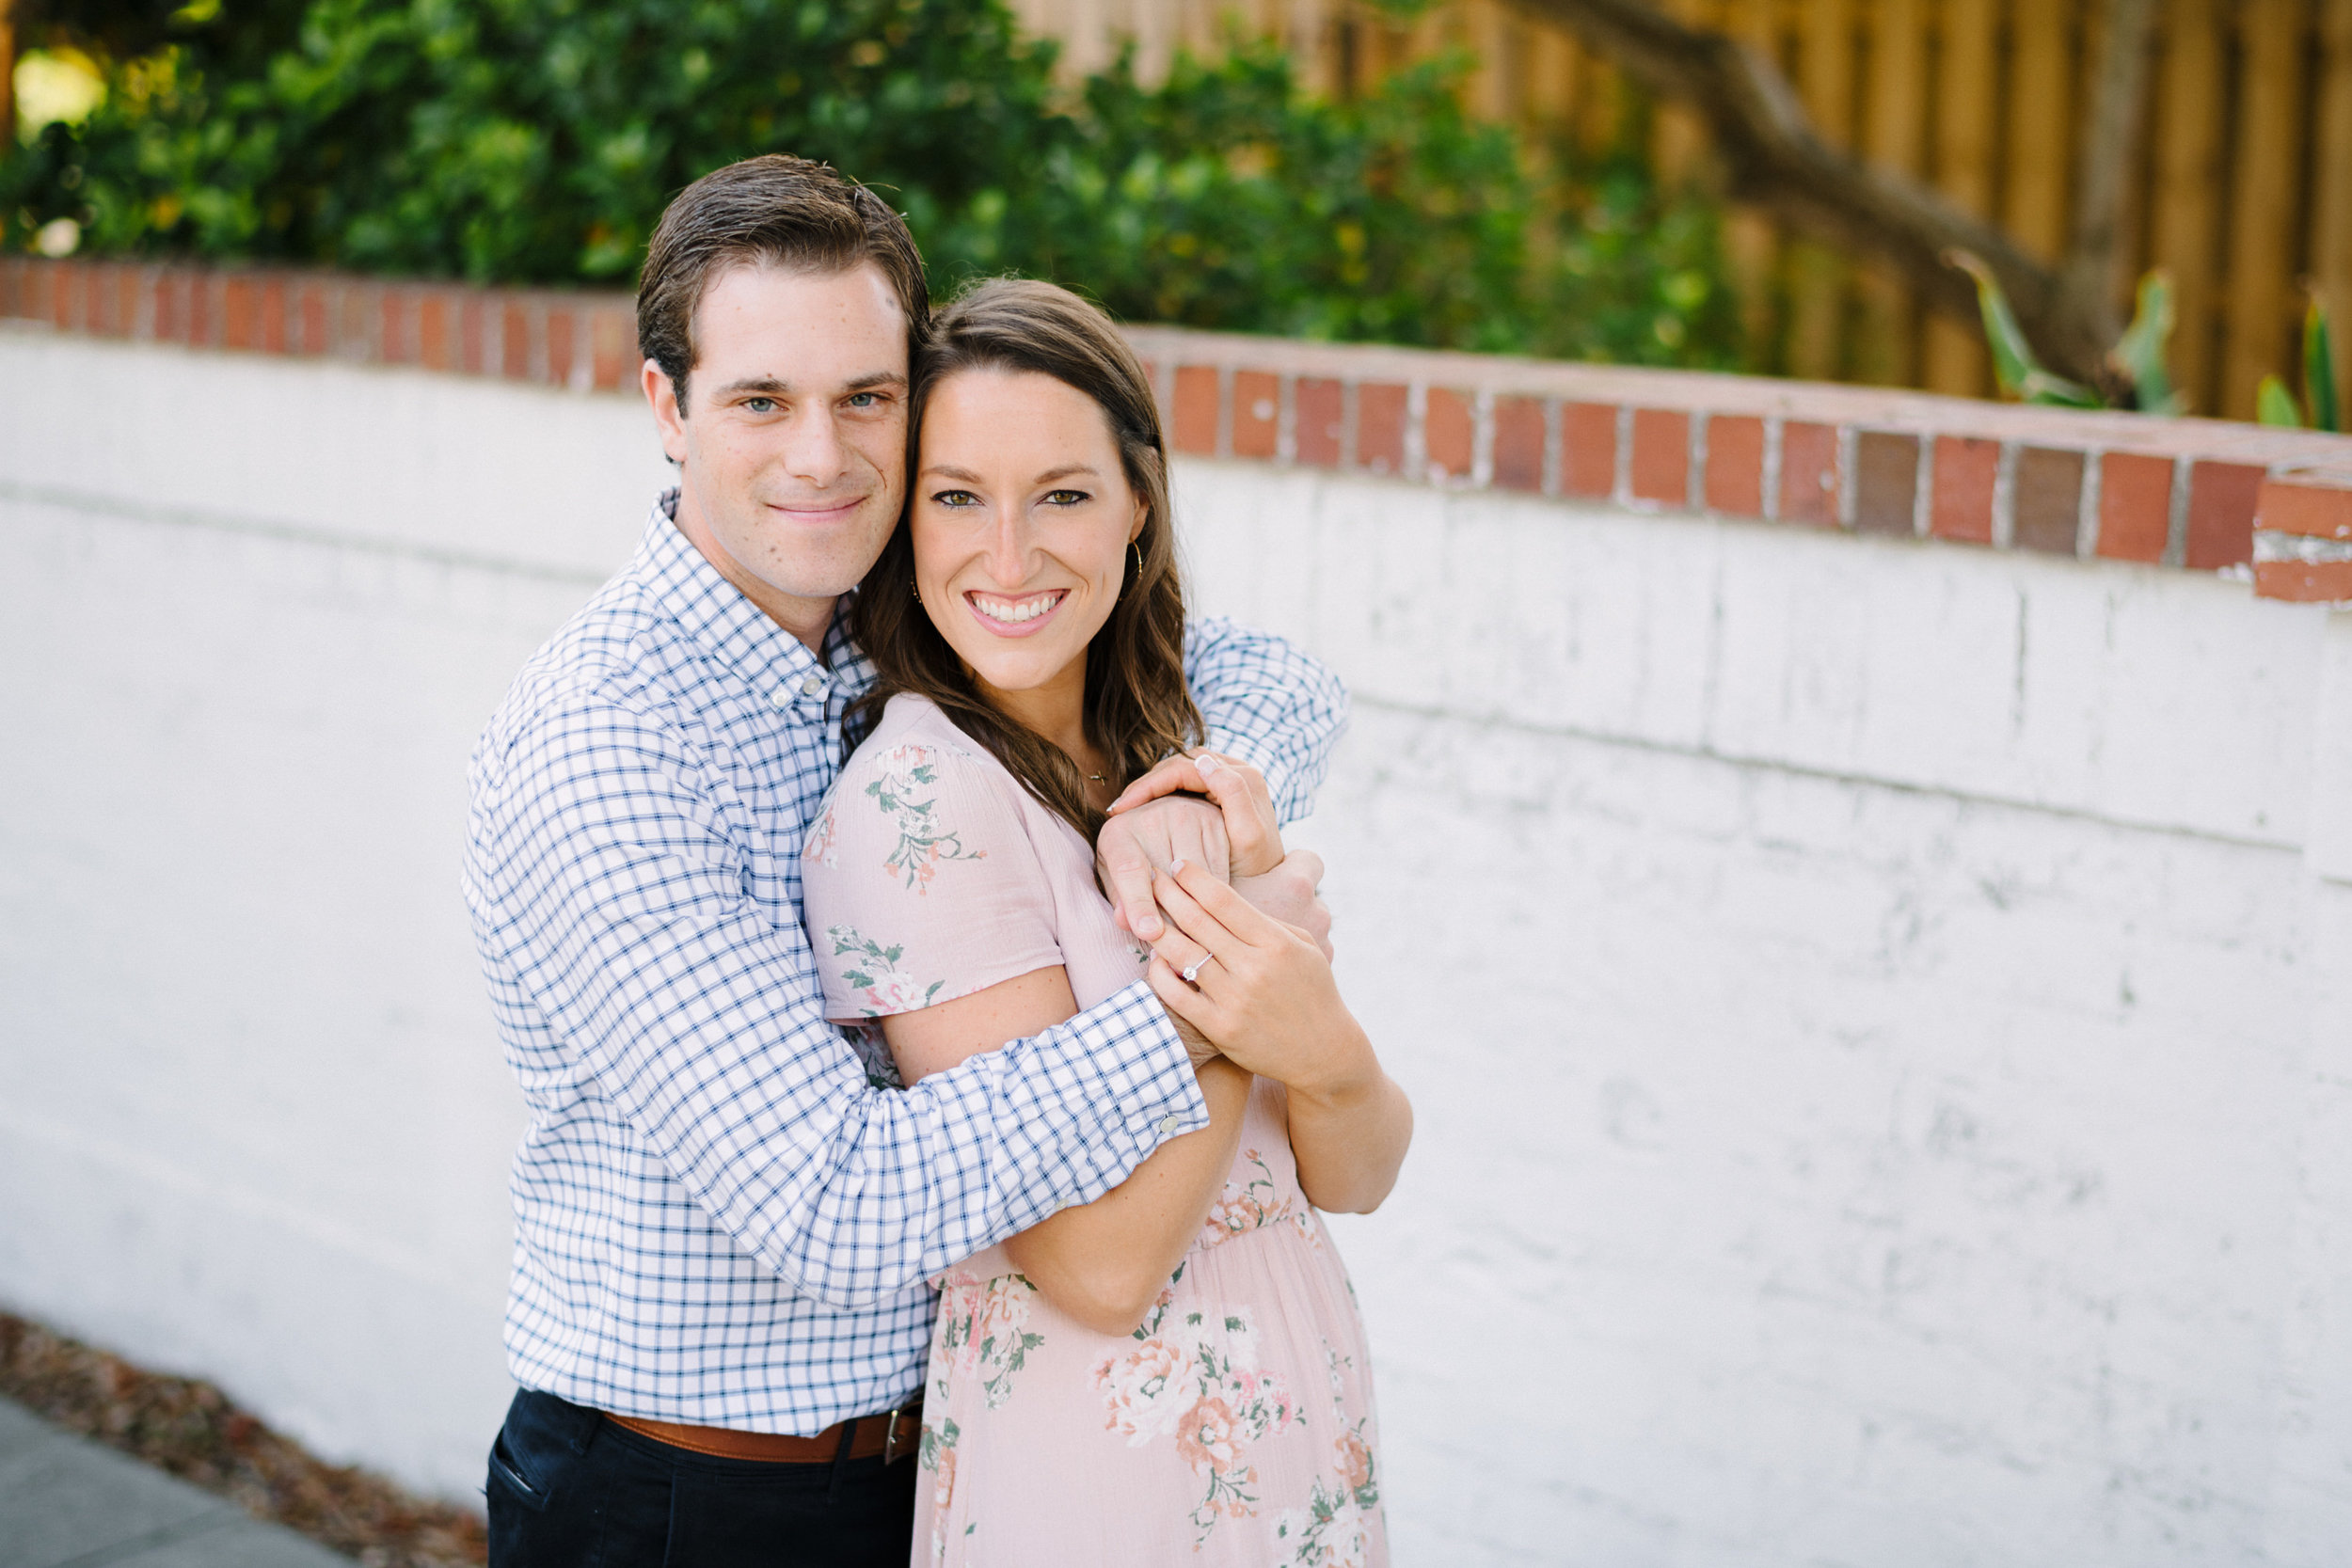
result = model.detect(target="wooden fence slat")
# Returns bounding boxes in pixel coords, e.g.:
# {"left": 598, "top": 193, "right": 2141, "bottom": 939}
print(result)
{"left": 1525, "top": 22, "right": 1580, "bottom": 128}
{"left": 1788, "top": 0, "right": 1859, "bottom": 378}
{"left": 1724, "top": 0, "right": 1786, "bottom": 367}
{"left": 1465, "top": 0, "right": 1517, "bottom": 120}
{"left": 2151, "top": 0, "right": 2229, "bottom": 414}
{"left": 2223, "top": 0, "right": 2310, "bottom": 420}
{"left": 1859, "top": 0, "right": 1931, "bottom": 384}
{"left": 1924, "top": 0, "right": 1999, "bottom": 395}
{"left": 2314, "top": 0, "right": 2352, "bottom": 417}
{"left": 1653, "top": 0, "right": 1719, "bottom": 184}
{"left": 2006, "top": 0, "right": 2077, "bottom": 259}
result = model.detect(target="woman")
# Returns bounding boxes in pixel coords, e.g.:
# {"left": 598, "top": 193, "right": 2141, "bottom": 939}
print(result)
{"left": 801, "top": 278, "right": 1411, "bottom": 1566}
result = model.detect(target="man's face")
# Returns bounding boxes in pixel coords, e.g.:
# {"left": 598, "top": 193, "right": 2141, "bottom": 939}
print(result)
{"left": 645, "top": 261, "right": 910, "bottom": 640}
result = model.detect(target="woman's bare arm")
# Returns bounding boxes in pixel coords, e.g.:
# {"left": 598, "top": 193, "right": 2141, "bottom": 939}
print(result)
{"left": 879, "top": 967, "right": 1251, "bottom": 1334}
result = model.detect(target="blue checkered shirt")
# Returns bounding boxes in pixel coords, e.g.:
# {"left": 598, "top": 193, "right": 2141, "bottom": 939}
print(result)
{"left": 463, "top": 495, "right": 1347, "bottom": 1433}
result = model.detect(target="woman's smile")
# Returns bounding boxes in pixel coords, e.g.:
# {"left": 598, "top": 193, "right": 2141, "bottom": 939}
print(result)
{"left": 964, "top": 588, "right": 1071, "bottom": 635}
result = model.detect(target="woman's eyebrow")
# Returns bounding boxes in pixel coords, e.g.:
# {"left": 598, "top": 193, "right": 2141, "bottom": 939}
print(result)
{"left": 919, "top": 463, "right": 1103, "bottom": 483}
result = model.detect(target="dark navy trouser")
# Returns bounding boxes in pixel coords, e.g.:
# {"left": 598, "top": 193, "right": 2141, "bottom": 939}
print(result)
{"left": 486, "top": 1387, "right": 918, "bottom": 1567}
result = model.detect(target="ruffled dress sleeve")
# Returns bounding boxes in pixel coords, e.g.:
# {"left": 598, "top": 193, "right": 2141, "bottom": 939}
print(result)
{"left": 801, "top": 716, "right": 1065, "bottom": 1022}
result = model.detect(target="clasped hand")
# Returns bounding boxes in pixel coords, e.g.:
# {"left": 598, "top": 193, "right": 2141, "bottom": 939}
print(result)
{"left": 1094, "top": 752, "right": 1362, "bottom": 1087}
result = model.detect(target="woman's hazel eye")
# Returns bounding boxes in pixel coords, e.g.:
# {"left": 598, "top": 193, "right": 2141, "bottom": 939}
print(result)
{"left": 932, "top": 490, "right": 979, "bottom": 508}
{"left": 1043, "top": 489, "right": 1089, "bottom": 506}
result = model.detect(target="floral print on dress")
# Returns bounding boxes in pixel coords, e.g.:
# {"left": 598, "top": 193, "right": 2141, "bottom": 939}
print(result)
{"left": 863, "top": 743, "right": 986, "bottom": 893}
{"left": 1200, "top": 1149, "right": 1316, "bottom": 1252}
{"left": 801, "top": 804, "right": 839, "bottom": 869}
{"left": 934, "top": 1271, "right": 1046, "bottom": 1411}
{"left": 825, "top": 925, "right": 943, "bottom": 1016}
{"left": 1271, "top": 1346, "right": 1381, "bottom": 1568}
{"left": 1091, "top": 1293, "right": 1300, "bottom": 1548}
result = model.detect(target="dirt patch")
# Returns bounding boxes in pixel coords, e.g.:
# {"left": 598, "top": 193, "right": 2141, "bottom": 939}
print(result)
{"left": 0, "top": 1312, "right": 487, "bottom": 1567}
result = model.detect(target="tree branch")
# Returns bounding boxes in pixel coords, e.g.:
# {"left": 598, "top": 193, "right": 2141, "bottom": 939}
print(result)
{"left": 1508, "top": 0, "right": 2131, "bottom": 396}
{"left": 2063, "top": 0, "right": 2159, "bottom": 332}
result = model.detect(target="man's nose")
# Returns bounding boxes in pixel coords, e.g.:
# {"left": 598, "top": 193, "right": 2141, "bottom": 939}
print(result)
{"left": 785, "top": 408, "right": 848, "bottom": 489}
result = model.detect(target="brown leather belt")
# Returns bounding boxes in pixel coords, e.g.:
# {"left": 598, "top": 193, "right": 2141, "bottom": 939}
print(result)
{"left": 605, "top": 1400, "right": 922, "bottom": 1465}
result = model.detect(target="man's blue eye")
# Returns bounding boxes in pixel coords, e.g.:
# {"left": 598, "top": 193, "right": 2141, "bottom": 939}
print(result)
{"left": 745, "top": 397, "right": 776, "bottom": 414}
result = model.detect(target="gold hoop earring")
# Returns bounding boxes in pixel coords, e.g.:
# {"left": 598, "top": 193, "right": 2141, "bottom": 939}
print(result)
{"left": 1129, "top": 540, "right": 1144, "bottom": 588}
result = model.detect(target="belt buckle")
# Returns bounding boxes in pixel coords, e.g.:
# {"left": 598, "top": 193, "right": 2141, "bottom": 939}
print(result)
{"left": 882, "top": 1403, "right": 915, "bottom": 1465}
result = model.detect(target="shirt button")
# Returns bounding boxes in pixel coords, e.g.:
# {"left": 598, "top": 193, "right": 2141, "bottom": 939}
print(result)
{"left": 1158, "top": 1115, "right": 1183, "bottom": 1135}
{"left": 800, "top": 673, "right": 826, "bottom": 698}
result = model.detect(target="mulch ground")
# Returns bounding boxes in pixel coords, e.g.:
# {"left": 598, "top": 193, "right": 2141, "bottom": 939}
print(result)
{"left": 0, "top": 1312, "right": 487, "bottom": 1567}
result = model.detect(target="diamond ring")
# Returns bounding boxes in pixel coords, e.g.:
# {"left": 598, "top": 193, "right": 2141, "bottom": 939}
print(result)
{"left": 1181, "top": 958, "right": 1206, "bottom": 984}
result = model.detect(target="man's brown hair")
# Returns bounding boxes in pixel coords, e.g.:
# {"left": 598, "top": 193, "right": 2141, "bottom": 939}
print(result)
{"left": 636, "top": 155, "right": 929, "bottom": 410}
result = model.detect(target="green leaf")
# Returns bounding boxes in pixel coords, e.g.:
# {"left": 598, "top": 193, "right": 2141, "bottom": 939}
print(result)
{"left": 2305, "top": 296, "right": 2341, "bottom": 435}
{"left": 2112, "top": 270, "right": 2182, "bottom": 417}
{"left": 1949, "top": 249, "right": 2099, "bottom": 407}
{"left": 2257, "top": 374, "right": 2305, "bottom": 428}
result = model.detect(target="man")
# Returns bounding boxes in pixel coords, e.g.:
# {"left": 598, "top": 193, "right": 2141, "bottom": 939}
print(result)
{"left": 462, "top": 155, "right": 1346, "bottom": 1565}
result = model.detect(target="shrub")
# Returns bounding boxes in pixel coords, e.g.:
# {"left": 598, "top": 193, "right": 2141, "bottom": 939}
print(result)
{"left": 5, "top": 0, "right": 1740, "bottom": 367}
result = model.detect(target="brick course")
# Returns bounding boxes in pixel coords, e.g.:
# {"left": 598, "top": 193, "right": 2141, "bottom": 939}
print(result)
{"left": 7, "top": 255, "right": 2349, "bottom": 605}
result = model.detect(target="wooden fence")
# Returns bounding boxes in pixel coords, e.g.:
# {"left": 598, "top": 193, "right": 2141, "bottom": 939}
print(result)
{"left": 1009, "top": 0, "right": 2352, "bottom": 421}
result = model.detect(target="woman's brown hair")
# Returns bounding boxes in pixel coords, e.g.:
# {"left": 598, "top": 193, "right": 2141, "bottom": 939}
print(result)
{"left": 848, "top": 278, "right": 1203, "bottom": 850}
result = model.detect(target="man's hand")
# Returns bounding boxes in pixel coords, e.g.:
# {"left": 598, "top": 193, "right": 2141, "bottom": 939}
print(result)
{"left": 1107, "top": 752, "right": 1281, "bottom": 876}
{"left": 1233, "top": 849, "right": 1332, "bottom": 960}
{"left": 1096, "top": 750, "right": 1281, "bottom": 941}
{"left": 1097, "top": 796, "right": 1228, "bottom": 943}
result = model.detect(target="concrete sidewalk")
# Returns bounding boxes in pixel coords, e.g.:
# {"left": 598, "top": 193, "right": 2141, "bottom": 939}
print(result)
{"left": 0, "top": 1395, "right": 356, "bottom": 1568}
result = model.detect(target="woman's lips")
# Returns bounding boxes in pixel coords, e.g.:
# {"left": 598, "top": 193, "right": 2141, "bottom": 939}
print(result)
{"left": 963, "top": 589, "right": 1070, "bottom": 638}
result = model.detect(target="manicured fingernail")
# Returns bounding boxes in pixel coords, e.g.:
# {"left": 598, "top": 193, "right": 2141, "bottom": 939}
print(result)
{"left": 1197, "top": 753, "right": 1226, "bottom": 774}
{"left": 1136, "top": 913, "right": 1163, "bottom": 939}
{"left": 1168, "top": 858, "right": 1185, "bottom": 874}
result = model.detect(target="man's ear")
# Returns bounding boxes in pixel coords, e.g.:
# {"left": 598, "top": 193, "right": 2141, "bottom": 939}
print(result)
{"left": 644, "top": 358, "right": 690, "bottom": 466}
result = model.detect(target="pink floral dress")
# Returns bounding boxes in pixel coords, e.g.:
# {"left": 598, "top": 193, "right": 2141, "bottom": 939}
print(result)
{"left": 801, "top": 694, "right": 1387, "bottom": 1567}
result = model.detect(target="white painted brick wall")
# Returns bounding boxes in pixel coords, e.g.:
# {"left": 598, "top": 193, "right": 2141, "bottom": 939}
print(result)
{"left": 2, "top": 328, "right": 2344, "bottom": 1563}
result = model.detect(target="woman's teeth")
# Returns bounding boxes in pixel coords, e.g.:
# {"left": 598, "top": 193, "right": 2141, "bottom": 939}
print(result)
{"left": 973, "top": 593, "right": 1062, "bottom": 624}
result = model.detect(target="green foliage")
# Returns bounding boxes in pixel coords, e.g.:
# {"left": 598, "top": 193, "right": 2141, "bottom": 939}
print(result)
{"left": 3, "top": 0, "right": 1740, "bottom": 367}
{"left": 2111, "top": 271, "right": 2182, "bottom": 418}
{"left": 2256, "top": 297, "right": 2344, "bottom": 433}
{"left": 1950, "top": 249, "right": 2100, "bottom": 408}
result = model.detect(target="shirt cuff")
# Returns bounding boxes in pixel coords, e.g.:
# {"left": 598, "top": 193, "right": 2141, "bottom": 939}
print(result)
{"left": 1067, "top": 979, "right": 1210, "bottom": 1148}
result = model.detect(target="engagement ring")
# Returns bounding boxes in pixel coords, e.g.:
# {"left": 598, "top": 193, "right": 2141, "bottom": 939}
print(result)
{"left": 1181, "top": 959, "right": 1205, "bottom": 984}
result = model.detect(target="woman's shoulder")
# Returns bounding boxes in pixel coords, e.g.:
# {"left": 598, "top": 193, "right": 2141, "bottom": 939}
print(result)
{"left": 846, "top": 692, "right": 1021, "bottom": 798}
{"left": 810, "top": 692, "right": 1040, "bottom": 895}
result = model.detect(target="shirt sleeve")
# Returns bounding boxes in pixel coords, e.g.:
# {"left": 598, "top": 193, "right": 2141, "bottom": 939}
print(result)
{"left": 1182, "top": 615, "right": 1350, "bottom": 825}
{"left": 803, "top": 737, "right": 1064, "bottom": 1022}
{"left": 465, "top": 689, "right": 1209, "bottom": 1311}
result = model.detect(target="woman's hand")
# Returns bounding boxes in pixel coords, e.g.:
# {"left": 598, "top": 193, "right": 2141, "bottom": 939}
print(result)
{"left": 1143, "top": 858, "right": 1411, "bottom": 1213}
{"left": 1142, "top": 858, "right": 1369, "bottom": 1098}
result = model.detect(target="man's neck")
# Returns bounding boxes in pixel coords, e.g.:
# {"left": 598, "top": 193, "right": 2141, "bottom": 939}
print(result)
{"left": 667, "top": 489, "right": 836, "bottom": 657}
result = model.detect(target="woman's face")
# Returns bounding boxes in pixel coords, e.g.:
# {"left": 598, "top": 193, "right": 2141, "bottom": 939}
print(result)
{"left": 911, "top": 367, "right": 1145, "bottom": 705}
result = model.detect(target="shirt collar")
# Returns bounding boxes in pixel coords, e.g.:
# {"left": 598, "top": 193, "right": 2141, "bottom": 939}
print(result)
{"left": 636, "top": 488, "right": 837, "bottom": 700}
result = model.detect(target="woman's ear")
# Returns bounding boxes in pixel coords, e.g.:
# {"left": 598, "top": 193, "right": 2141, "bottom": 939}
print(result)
{"left": 1130, "top": 499, "right": 1148, "bottom": 543}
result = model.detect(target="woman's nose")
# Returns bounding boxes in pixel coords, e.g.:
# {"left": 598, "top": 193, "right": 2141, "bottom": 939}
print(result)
{"left": 983, "top": 509, "right": 1031, "bottom": 585}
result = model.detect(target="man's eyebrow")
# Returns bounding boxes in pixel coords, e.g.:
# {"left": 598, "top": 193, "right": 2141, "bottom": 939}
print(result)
{"left": 712, "top": 371, "right": 909, "bottom": 398}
